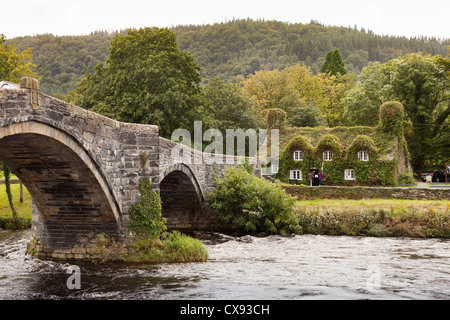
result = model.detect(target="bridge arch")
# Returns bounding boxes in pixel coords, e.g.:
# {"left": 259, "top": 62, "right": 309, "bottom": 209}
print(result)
{"left": 159, "top": 163, "right": 206, "bottom": 231}
{"left": 0, "top": 121, "right": 122, "bottom": 252}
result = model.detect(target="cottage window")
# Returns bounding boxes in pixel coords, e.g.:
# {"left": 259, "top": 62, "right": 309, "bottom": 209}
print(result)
{"left": 323, "top": 151, "right": 332, "bottom": 161}
{"left": 293, "top": 150, "right": 303, "bottom": 161}
{"left": 358, "top": 151, "right": 369, "bottom": 161}
{"left": 290, "top": 170, "right": 302, "bottom": 180}
{"left": 271, "top": 163, "right": 278, "bottom": 174}
{"left": 345, "top": 169, "right": 355, "bottom": 180}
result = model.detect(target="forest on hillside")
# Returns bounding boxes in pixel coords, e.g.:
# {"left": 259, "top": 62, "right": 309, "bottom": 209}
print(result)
{"left": 7, "top": 19, "right": 448, "bottom": 95}
{"left": 2, "top": 20, "right": 449, "bottom": 172}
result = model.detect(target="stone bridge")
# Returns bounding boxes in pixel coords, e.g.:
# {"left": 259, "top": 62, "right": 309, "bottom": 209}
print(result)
{"left": 0, "top": 78, "right": 260, "bottom": 259}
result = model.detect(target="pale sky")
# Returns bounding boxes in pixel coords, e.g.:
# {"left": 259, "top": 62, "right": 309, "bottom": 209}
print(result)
{"left": 1, "top": 0, "right": 449, "bottom": 39}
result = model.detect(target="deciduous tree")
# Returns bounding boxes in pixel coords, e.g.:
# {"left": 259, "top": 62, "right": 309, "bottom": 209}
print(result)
{"left": 71, "top": 27, "right": 204, "bottom": 138}
{"left": 0, "top": 34, "right": 38, "bottom": 82}
{"left": 342, "top": 53, "right": 450, "bottom": 170}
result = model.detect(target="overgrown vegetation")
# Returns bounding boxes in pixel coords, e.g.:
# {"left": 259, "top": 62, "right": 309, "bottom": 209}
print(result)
{"left": 125, "top": 230, "right": 208, "bottom": 263}
{"left": 208, "top": 166, "right": 301, "bottom": 235}
{"left": 121, "top": 178, "right": 208, "bottom": 263}
{"left": 295, "top": 199, "right": 450, "bottom": 238}
{"left": 276, "top": 101, "right": 412, "bottom": 186}
{"left": 127, "top": 178, "right": 166, "bottom": 238}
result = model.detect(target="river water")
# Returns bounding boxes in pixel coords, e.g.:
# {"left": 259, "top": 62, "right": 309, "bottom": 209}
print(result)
{"left": 0, "top": 229, "right": 449, "bottom": 300}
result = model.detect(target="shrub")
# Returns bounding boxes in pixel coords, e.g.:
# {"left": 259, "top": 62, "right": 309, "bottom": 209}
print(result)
{"left": 397, "top": 171, "right": 416, "bottom": 185}
{"left": 161, "top": 231, "right": 209, "bottom": 262}
{"left": 124, "top": 178, "right": 208, "bottom": 263}
{"left": 124, "top": 231, "right": 208, "bottom": 263}
{"left": 128, "top": 178, "right": 167, "bottom": 238}
{"left": 208, "top": 166, "right": 301, "bottom": 234}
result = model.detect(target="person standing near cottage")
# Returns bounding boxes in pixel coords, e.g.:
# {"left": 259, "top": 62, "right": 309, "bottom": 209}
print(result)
{"left": 308, "top": 171, "right": 314, "bottom": 186}
{"left": 319, "top": 170, "right": 325, "bottom": 185}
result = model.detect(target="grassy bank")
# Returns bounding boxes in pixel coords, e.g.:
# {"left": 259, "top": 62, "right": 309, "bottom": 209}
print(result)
{"left": 123, "top": 231, "right": 209, "bottom": 263}
{"left": 0, "top": 184, "right": 32, "bottom": 229}
{"left": 295, "top": 199, "right": 450, "bottom": 238}
{"left": 90, "top": 231, "right": 209, "bottom": 263}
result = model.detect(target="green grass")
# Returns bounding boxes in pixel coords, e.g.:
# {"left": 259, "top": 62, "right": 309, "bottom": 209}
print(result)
{"left": 296, "top": 198, "right": 450, "bottom": 212}
{"left": 295, "top": 198, "right": 450, "bottom": 238}
{"left": 92, "top": 231, "right": 209, "bottom": 263}
{"left": 123, "top": 231, "right": 209, "bottom": 263}
{"left": 0, "top": 184, "right": 32, "bottom": 219}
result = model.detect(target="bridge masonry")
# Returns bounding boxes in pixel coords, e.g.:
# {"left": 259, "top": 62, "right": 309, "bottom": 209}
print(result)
{"left": 0, "top": 78, "right": 251, "bottom": 260}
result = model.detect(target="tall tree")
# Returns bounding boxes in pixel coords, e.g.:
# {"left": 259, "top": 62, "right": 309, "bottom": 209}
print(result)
{"left": 2, "top": 165, "right": 17, "bottom": 223}
{"left": 0, "top": 34, "right": 38, "bottom": 82}
{"left": 320, "top": 49, "right": 348, "bottom": 76}
{"left": 242, "top": 63, "right": 353, "bottom": 127}
{"left": 71, "top": 27, "right": 204, "bottom": 138}
{"left": 1, "top": 34, "right": 38, "bottom": 223}
{"left": 203, "top": 78, "right": 259, "bottom": 131}
{"left": 342, "top": 53, "right": 450, "bottom": 171}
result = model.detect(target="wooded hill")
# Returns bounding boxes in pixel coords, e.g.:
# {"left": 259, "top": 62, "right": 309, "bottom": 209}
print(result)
{"left": 7, "top": 19, "right": 448, "bottom": 96}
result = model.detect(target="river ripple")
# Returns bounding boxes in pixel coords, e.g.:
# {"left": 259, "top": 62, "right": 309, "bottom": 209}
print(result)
{"left": 0, "top": 229, "right": 449, "bottom": 300}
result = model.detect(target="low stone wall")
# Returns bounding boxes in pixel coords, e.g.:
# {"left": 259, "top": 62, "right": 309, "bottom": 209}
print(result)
{"left": 282, "top": 184, "right": 450, "bottom": 201}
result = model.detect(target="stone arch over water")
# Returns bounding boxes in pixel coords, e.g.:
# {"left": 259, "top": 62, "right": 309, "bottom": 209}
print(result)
{"left": 0, "top": 121, "right": 122, "bottom": 252}
{"left": 159, "top": 163, "right": 205, "bottom": 231}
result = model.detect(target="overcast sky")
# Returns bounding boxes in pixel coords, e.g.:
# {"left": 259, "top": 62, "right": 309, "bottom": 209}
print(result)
{"left": 1, "top": 0, "right": 449, "bottom": 39}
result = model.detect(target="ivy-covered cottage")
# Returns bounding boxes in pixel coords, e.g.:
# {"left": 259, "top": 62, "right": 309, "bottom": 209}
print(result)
{"left": 267, "top": 101, "right": 412, "bottom": 186}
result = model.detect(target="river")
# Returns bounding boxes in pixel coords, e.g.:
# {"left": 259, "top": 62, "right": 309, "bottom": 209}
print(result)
{"left": 0, "top": 229, "right": 449, "bottom": 300}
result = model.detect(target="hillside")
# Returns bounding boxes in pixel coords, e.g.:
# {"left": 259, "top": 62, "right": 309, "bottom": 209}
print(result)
{"left": 6, "top": 19, "right": 448, "bottom": 95}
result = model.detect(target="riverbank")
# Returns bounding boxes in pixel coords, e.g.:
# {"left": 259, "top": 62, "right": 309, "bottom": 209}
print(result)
{"left": 295, "top": 199, "right": 449, "bottom": 238}
{"left": 1, "top": 184, "right": 449, "bottom": 239}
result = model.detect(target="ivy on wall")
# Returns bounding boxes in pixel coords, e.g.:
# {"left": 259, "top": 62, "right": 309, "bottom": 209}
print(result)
{"left": 277, "top": 135, "right": 314, "bottom": 184}
{"left": 275, "top": 101, "right": 409, "bottom": 186}
{"left": 265, "top": 108, "right": 287, "bottom": 129}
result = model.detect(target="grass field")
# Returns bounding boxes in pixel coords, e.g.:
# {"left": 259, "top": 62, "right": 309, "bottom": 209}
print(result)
{"left": 296, "top": 198, "right": 450, "bottom": 213}
{"left": 0, "top": 184, "right": 32, "bottom": 219}
{"left": 295, "top": 198, "right": 449, "bottom": 238}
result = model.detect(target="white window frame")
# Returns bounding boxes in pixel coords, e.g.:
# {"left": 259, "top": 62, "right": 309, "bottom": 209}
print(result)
{"left": 271, "top": 163, "right": 278, "bottom": 174}
{"left": 358, "top": 151, "right": 369, "bottom": 161}
{"left": 345, "top": 169, "right": 355, "bottom": 180}
{"left": 293, "top": 150, "right": 303, "bottom": 161}
{"left": 290, "top": 169, "right": 302, "bottom": 180}
{"left": 323, "top": 151, "right": 333, "bottom": 161}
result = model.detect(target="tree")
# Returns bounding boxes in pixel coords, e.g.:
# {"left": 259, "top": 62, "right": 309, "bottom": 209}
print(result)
{"left": 241, "top": 67, "right": 306, "bottom": 120}
{"left": 342, "top": 53, "right": 450, "bottom": 171}
{"left": 384, "top": 53, "right": 449, "bottom": 170}
{"left": 71, "top": 27, "right": 204, "bottom": 138}
{"left": 1, "top": 164, "right": 17, "bottom": 224}
{"left": 320, "top": 49, "right": 348, "bottom": 76}
{"left": 203, "top": 78, "right": 259, "bottom": 131}
{"left": 0, "top": 34, "right": 38, "bottom": 82}
{"left": 290, "top": 102, "right": 326, "bottom": 127}
{"left": 1, "top": 34, "right": 38, "bottom": 224}
{"left": 241, "top": 63, "right": 353, "bottom": 127}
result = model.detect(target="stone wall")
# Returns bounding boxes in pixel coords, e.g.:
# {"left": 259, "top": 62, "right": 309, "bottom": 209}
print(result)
{"left": 0, "top": 77, "right": 262, "bottom": 259}
{"left": 0, "top": 78, "right": 160, "bottom": 254}
{"left": 282, "top": 184, "right": 450, "bottom": 201}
